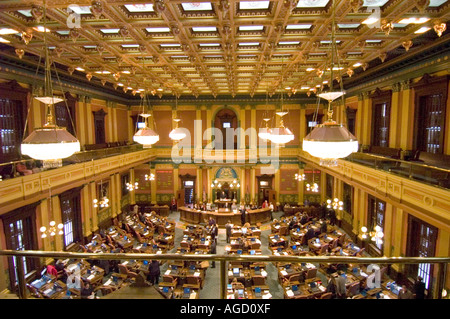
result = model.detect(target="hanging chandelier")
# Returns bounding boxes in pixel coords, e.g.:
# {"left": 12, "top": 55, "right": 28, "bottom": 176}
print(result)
{"left": 327, "top": 198, "right": 343, "bottom": 210}
{"left": 258, "top": 90, "right": 272, "bottom": 141}
{"left": 169, "top": 95, "right": 187, "bottom": 141}
{"left": 40, "top": 221, "right": 64, "bottom": 238}
{"left": 145, "top": 173, "right": 155, "bottom": 181}
{"left": 361, "top": 225, "right": 384, "bottom": 245}
{"left": 133, "top": 93, "right": 159, "bottom": 147}
{"left": 21, "top": 0, "right": 80, "bottom": 163}
{"left": 268, "top": 59, "right": 294, "bottom": 144}
{"left": 93, "top": 181, "right": 109, "bottom": 208}
{"left": 302, "top": 0, "right": 358, "bottom": 166}
{"left": 294, "top": 173, "right": 305, "bottom": 181}
{"left": 269, "top": 112, "right": 295, "bottom": 144}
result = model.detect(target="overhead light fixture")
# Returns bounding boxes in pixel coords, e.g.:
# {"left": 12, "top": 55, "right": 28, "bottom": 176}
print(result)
{"left": 398, "top": 17, "right": 430, "bottom": 25}
{"left": 145, "top": 173, "right": 155, "bottom": 181}
{"left": 40, "top": 221, "right": 64, "bottom": 238}
{"left": 294, "top": 173, "right": 305, "bottom": 181}
{"left": 169, "top": 95, "right": 187, "bottom": 141}
{"left": 269, "top": 112, "right": 295, "bottom": 144}
{"left": 126, "top": 181, "right": 139, "bottom": 191}
{"left": 327, "top": 198, "right": 343, "bottom": 210}
{"left": 303, "top": 0, "right": 358, "bottom": 166}
{"left": 361, "top": 225, "right": 384, "bottom": 245}
{"left": 133, "top": 93, "right": 159, "bottom": 147}
{"left": 21, "top": 1, "right": 80, "bottom": 164}
{"left": 0, "top": 28, "right": 18, "bottom": 35}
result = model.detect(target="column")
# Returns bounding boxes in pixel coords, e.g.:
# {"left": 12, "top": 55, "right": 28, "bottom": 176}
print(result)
{"left": 80, "top": 184, "right": 92, "bottom": 239}
{"left": 320, "top": 169, "right": 326, "bottom": 203}
{"left": 75, "top": 98, "right": 87, "bottom": 146}
{"left": 398, "top": 80, "right": 414, "bottom": 151}
{"left": 239, "top": 106, "right": 246, "bottom": 149}
{"left": 274, "top": 165, "right": 280, "bottom": 204}
{"left": 299, "top": 108, "right": 306, "bottom": 146}
{"left": 195, "top": 107, "right": 203, "bottom": 163}
{"left": 31, "top": 86, "right": 43, "bottom": 128}
{"left": 352, "top": 188, "right": 360, "bottom": 236}
{"left": 90, "top": 182, "right": 98, "bottom": 233}
{"left": 383, "top": 203, "right": 394, "bottom": 257}
{"left": 206, "top": 106, "right": 212, "bottom": 146}
{"left": 51, "top": 196, "right": 63, "bottom": 251}
{"left": 85, "top": 96, "right": 95, "bottom": 144}
{"left": 150, "top": 166, "right": 157, "bottom": 204}
{"left": 38, "top": 199, "right": 51, "bottom": 251}
{"left": 250, "top": 107, "right": 257, "bottom": 161}
{"left": 389, "top": 83, "right": 401, "bottom": 149}
{"left": 297, "top": 166, "right": 305, "bottom": 205}
{"left": 173, "top": 164, "right": 179, "bottom": 203}
{"left": 196, "top": 166, "right": 203, "bottom": 203}
{"left": 106, "top": 102, "right": 114, "bottom": 143}
{"left": 250, "top": 167, "right": 256, "bottom": 204}
{"left": 392, "top": 208, "right": 405, "bottom": 273}
{"left": 127, "top": 109, "right": 134, "bottom": 143}
{"left": 240, "top": 166, "right": 246, "bottom": 204}
{"left": 361, "top": 92, "right": 371, "bottom": 147}
{"left": 130, "top": 168, "right": 136, "bottom": 205}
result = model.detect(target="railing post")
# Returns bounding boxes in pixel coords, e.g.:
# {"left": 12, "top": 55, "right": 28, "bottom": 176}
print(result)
{"left": 436, "top": 262, "right": 447, "bottom": 299}
{"left": 220, "top": 259, "right": 227, "bottom": 299}
{"left": 14, "top": 256, "right": 27, "bottom": 299}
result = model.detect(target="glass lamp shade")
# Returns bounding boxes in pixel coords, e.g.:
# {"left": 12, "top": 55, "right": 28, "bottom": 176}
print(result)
{"left": 169, "top": 128, "right": 187, "bottom": 141}
{"left": 269, "top": 126, "right": 295, "bottom": 144}
{"left": 303, "top": 122, "right": 358, "bottom": 160}
{"left": 21, "top": 126, "right": 80, "bottom": 160}
{"left": 34, "top": 96, "right": 64, "bottom": 105}
{"left": 258, "top": 127, "right": 272, "bottom": 140}
{"left": 318, "top": 91, "right": 345, "bottom": 102}
{"left": 133, "top": 127, "right": 159, "bottom": 147}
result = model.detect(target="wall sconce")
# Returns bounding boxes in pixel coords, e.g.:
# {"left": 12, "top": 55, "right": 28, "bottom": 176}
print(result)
{"left": 306, "top": 182, "right": 319, "bottom": 192}
{"left": 40, "top": 221, "right": 63, "bottom": 238}
{"left": 126, "top": 182, "right": 139, "bottom": 191}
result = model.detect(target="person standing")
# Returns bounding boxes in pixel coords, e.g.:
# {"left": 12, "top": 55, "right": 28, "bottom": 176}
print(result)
{"left": 413, "top": 276, "right": 426, "bottom": 299}
{"left": 225, "top": 220, "right": 232, "bottom": 243}
{"left": 240, "top": 205, "right": 246, "bottom": 226}
{"left": 210, "top": 238, "right": 217, "bottom": 268}
{"left": 334, "top": 271, "right": 347, "bottom": 299}
{"left": 148, "top": 260, "right": 161, "bottom": 286}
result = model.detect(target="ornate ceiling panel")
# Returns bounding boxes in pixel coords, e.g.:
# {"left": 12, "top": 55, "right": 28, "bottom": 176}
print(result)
{"left": 0, "top": 0, "right": 449, "bottom": 99}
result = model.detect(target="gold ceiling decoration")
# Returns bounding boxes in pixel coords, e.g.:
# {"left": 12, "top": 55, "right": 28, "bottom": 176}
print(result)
{"left": 0, "top": 0, "right": 448, "bottom": 97}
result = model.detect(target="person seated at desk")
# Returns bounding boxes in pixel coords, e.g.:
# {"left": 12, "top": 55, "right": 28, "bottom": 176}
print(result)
{"left": 398, "top": 285, "right": 414, "bottom": 299}
{"left": 305, "top": 225, "right": 315, "bottom": 241}
{"left": 320, "top": 219, "right": 328, "bottom": 234}
{"left": 262, "top": 200, "right": 269, "bottom": 208}
{"left": 288, "top": 217, "right": 298, "bottom": 230}
{"left": 80, "top": 282, "right": 95, "bottom": 299}
{"left": 300, "top": 212, "right": 309, "bottom": 225}
{"left": 66, "top": 270, "right": 81, "bottom": 295}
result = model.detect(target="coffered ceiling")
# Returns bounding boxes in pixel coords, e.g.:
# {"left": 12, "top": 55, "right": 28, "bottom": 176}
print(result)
{"left": 0, "top": 0, "right": 449, "bottom": 99}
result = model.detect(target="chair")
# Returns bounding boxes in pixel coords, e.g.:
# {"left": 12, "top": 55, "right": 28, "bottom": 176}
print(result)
{"left": 279, "top": 225, "right": 288, "bottom": 236}
{"left": 318, "top": 244, "right": 329, "bottom": 255}
{"left": 252, "top": 275, "right": 266, "bottom": 286}
{"left": 26, "top": 284, "right": 42, "bottom": 298}
{"left": 319, "top": 292, "right": 333, "bottom": 299}
{"left": 330, "top": 239, "right": 338, "bottom": 250}
{"left": 347, "top": 282, "right": 360, "bottom": 297}
{"left": 118, "top": 264, "right": 138, "bottom": 279}
{"left": 131, "top": 271, "right": 151, "bottom": 287}
{"left": 305, "top": 268, "right": 317, "bottom": 279}
{"left": 355, "top": 247, "right": 365, "bottom": 257}
{"left": 160, "top": 275, "right": 178, "bottom": 289}
{"left": 183, "top": 275, "right": 201, "bottom": 290}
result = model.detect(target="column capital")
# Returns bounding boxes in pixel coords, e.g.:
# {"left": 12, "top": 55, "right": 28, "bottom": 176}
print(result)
{"left": 392, "top": 82, "right": 402, "bottom": 93}
{"left": 357, "top": 91, "right": 369, "bottom": 101}
{"left": 400, "top": 79, "right": 412, "bottom": 91}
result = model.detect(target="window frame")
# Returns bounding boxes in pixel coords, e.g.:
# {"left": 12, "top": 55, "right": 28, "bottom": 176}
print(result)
{"left": 412, "top": 74, "right": 449, "bottom": 154}
{"left": 370, "top": 88, "right": 392, "bottom": 148}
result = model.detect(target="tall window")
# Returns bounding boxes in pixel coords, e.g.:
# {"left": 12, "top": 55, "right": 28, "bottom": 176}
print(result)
{"left": 413, "top": 74, "right": 448, "bottom": 154}
{"left": 2, "top": 205, "right": 38, "bottom": 291}
{"left": 343, "top": 182, "right": 353, "bottom": 217}
{"left": 368, "top": 195, "right": 386, "bottom": 254}
{"left": 93, "top": 109, "right": 107, "bottom": 144}
{"left": 407, "top": 216, "right": 438, "bottom": 292}
{"left": 60, "top": 189, "right": 82, "bottom": 248}
{"left": 345, "top": 107, "right": 357, "bottom": 136}
{"left": 54, "top": 93, "right": 76, "bottom": 135}
{"left": 0, "top": 81, "right": 28, "bottom": 163}
{"left": 370, "top": 89, "right": 391, "bottom": 147}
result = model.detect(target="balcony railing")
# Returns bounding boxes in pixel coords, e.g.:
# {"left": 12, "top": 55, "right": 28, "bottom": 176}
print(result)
{"left": 0, "top": 143, "right": 143, "bottom": 181}
{"left": 1, "top": 249, "right": 448, "bottom": 299}
{"left": 345, "top": 152, "right": 450, "bottom": 190}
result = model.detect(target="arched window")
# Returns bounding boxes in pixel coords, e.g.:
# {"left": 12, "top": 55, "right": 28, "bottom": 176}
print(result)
{"left": 214, "top": 108, "right": 238, "bottom": 150}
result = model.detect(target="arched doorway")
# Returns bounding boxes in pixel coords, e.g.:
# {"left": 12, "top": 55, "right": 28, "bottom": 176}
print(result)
{"left": 214, "top": 108, "right": 238, "bottom": 150}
